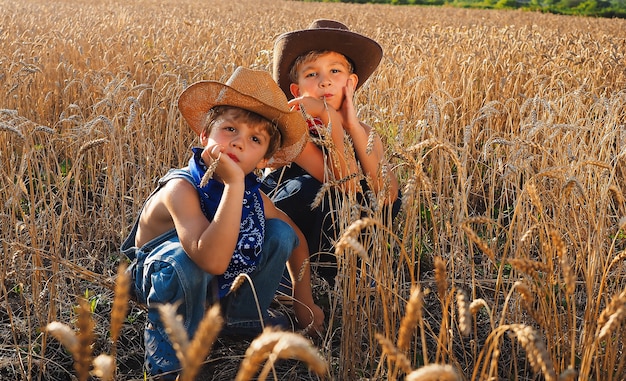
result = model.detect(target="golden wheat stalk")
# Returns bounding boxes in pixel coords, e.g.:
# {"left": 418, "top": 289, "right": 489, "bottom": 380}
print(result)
{"left": 158, "top": 303, "right": 190, "bottom": 369}
{"left": 460, "top": 221, "right": 495, "bottom": 262}
{"left": 456, "top": 289, "right": 472, "bottom": 336}
{"left": 75, "top": 298, "right": 95, "bottom": 381}
{"left": 46, "top": 321, "right": 78, "bottom": 356}
{"left": 78, "top": 138, "right": 108, "bottom": 157}
{"left": 110, "top": 262, "right": 130, "bottom": 345}
{"left": 434, "top": 256, "right": 448, "bottom": 301}
{"left": 0, "top": 122, "right": 26, "bottom": 142}
{"left": 235, "top": 327, "right": 327, "bottom": 381}
{"left": 92, "top": 354, "right": 115, "bottom": 381}
{"left": 257, "top": 331, "right": 328, "bottom": 380}
{"left": 179, "top": 304, "right": 223, "bottom": 381}
{"left": 405, "top": 364, "right": 461, "bottom": 381}
{"left": 200, "top": 152, "right": 221, "bottom": 187}
{"left": 596, "top": 289, "right": 626, "bottom": 340}
{"left": 550, "top": 230, "right": 575, "bottom": 295}
{"left": 510, "top": 324, "right": 557, "bottom": 381}
{"left": 397, "top": 285, "right": 423, "bottom": 352}
{"left": 508, "top": 258, "right": 550, "bottom": 276}
{"left": 374, "top": 333, "right": 412, "bottom": 374}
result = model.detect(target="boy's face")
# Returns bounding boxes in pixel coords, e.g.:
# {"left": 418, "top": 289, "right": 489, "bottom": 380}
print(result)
{"left": 289, "top": 51, "right": 358, "bottom": 111}
{"left": 200, "top": 108, "right": 271, "bottom": 174}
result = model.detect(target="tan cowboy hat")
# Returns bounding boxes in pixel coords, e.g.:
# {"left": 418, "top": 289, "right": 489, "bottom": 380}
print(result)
{"left": 178, "top": 67, "right": 308, "bottom": 164}
{"left": 273, "top": 19, "right": 383, "bottom": 99}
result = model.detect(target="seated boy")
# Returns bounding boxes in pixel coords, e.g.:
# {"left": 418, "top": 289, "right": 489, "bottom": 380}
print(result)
{"left": 263, "top": 20, "right": 401, "bottom": 283}
{"left": 121, "top": 67, "right": 324, "bottom": 379}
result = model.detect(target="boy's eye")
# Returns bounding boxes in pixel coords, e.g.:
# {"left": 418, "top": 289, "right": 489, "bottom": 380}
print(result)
{"left": 304, "top": 72, "right": 317, "bottom": 78}
{"left": 331, "top": 68, "right": 341, "bottom": 74}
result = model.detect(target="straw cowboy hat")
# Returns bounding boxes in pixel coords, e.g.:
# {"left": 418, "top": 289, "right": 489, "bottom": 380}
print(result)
{"left": 178, "top": 67, "right": 308, "bottom": 165}
{"left": 273, "top": 19, "right": 383, "bottom": 99}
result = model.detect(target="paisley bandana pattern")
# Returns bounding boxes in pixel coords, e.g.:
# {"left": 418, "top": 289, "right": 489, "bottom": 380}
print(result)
{"left": 187, "top": 147, "right": 265, "bottom": 297}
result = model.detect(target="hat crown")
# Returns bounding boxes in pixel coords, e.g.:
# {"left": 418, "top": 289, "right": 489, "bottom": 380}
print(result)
{"left": 308, "top": 19, "right": 349, "bottom": 31}
{"left": 223, "top": 67, "right": 289, "bottom": 112}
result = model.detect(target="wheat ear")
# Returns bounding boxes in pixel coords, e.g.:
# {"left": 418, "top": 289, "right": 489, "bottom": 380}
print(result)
{"left": 375, "top": 333, "right": 412, "bottom": 374}
{"left": 92, "top": 354, "right": 115, "bottom": 381}
{"left": 405, "top": 364, "right": 461, "bottom": 381}
{"left": 597, "top": 289, "right": 626, "bottom": 340}
{"left": 257, "top": 331, "right": 328, "bottom": 380}
{"left": 158, "top": 303, "right": 190, "bottom": 369}
{"left": 434, "top": 256, "right": 448, "bottom": 301}
{"left": 46, "top": 321, "right": 78, "bottom": 356}
{"left": 75, "top": 298, "right": 95, "bottom": 381}
{"left": 510, "top": 324, "right": 557, "bottom": 381}
{"left": 200, "top": 152, "right": 221, "bottom": 187}
{"left": 397, "top": 285, "right": 423, "bottom": 352}
{"left": 456, "top": 289, "right": 472, "bottom": 336}
{"left": 179, "top": 304, "right": 223, "bottom": 381}
{"left": 110, "top": 262, "right": 130, "bottom": 345}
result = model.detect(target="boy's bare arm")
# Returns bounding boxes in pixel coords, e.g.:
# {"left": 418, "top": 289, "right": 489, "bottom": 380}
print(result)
{"left": 340, "top": 79, "right": 399, "bottom": 202}
{"left": 262, "top": 192, "right": 325, "bottom": 334}
{"left": 164, "top": 178, "right": 245, "bottom": 274}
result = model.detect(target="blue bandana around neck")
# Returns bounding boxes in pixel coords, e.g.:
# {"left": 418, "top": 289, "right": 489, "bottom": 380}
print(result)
{"left": 187, "top": 147, "right": 266, "bottom": 297}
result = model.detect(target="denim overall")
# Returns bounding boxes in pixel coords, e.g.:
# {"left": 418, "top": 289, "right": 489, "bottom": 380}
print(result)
{"left": 121, "top": 169, "right": 297, "bottom": 378}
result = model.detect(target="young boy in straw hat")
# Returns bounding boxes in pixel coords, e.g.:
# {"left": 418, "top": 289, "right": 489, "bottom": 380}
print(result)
{"left": 121, "top": 67, "right": 324, "bottom": 379}
{"left": 262, "top": 19, "right": 401, "bottom": 283}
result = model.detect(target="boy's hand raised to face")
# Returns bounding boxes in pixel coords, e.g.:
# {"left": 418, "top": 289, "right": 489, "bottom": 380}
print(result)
{"left": 288, "top": 96, "right": 327, "bottom": 119}
{"left": 339, "top": 77, "right": 360, "bottom": 134}
{"left": 201, "top": 144, "right": 245, "bottom": 184}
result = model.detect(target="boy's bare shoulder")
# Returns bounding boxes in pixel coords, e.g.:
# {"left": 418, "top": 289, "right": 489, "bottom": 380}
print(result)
{"left": 136, "top": 178, "right": 200, "bottom": 246}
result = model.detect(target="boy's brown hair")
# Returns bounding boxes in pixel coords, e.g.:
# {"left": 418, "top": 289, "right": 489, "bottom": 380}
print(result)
{"left": 203, "top": 106, "right": 282, "bottom": 160}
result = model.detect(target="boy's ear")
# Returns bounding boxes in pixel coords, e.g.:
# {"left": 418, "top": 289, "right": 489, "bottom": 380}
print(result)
{"left": 256, "top": 157, "right": 269, "bottom": 169}
{"left": 199, "top": 129, "right": 209, "bottom": 145}
{"left": 289, "top": 83, "right": 300, "bottom": 98}
{"left": 350, "top": 73, "right": 359, "bottom": 89}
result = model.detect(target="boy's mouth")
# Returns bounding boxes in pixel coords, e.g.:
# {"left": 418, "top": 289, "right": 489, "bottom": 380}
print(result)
{"left": 227, "top": 153, "right": 239, "bottom": 162}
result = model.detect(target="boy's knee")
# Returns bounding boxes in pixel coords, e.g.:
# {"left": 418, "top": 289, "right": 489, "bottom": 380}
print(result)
{"left": 264, "top": 219, "right": 298, "bottom": 258}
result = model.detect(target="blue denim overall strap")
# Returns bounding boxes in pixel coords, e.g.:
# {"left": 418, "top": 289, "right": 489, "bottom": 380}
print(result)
{"left": 120, "top": 168, "right": 196, "bottom": 303}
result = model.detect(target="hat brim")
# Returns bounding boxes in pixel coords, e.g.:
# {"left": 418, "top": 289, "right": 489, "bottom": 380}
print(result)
{"left": 178, "top": 81, "right": 308, "bottom": 164}
{"left": 273, "top": 28, "right": 383, "bottom": 98}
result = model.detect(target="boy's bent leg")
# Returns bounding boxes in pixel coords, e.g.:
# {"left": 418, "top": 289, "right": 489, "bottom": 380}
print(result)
{"left": 141, "top": 240, "right": 210, "bottom": 379}
{"left": 223, "top": 218, "right": 297, "bottom": 333}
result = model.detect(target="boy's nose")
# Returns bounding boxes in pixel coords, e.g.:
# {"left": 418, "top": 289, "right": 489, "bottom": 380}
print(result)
{"left": 231, "top": 137, "right": 244, "bottom": 150}
{"left": 318, "top": 75, "right": 331, "bottom": 87}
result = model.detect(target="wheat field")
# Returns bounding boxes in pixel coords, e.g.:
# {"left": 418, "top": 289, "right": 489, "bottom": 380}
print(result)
{"left": 1, "top": 0, "right": 626, "bottom": 379}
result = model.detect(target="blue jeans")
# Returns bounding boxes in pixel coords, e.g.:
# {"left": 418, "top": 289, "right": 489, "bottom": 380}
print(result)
{"left": 122, "top": 219, "right": 297, "bottom": 378}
